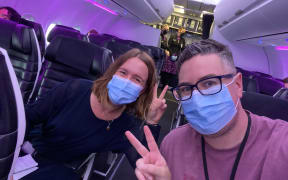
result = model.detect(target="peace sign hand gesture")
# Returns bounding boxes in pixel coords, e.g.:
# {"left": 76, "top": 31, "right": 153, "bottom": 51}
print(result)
{"left": 125, "top": 126, "right": 171, "bottom": 180}
{"left": 146, "top": 85, "right": 169, "bottom": 125}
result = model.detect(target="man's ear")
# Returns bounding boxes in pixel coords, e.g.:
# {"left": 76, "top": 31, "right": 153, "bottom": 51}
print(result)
{"left": 234, "top": 72, "right": 243, "bottom": 98}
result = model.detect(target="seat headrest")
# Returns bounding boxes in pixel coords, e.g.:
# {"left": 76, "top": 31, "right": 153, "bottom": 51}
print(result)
{"left": 253, "top": 71, "right": 272, "bottom": 78}
{"left": 88, "top": 34, "right": 114, "bottom": 47}
{"left": 47, "top": 25, "right": 82, "bottom": 42}
{"left": 241, "top": 92, "right": 288, "bottom": 121}
{"left": 45, "top": 36, "right": 112, "bottom": 74}
{"left": 144, "top": 45, "right": 164, "bottom": 59}
{"left": 116, "top": 39, "right": 141, "bottom": 47}
{"left": 0, "top": 19, "right": 32, "bottom": 54}
{"left": 19, "top": 18, "right": 44, "bottom": 43}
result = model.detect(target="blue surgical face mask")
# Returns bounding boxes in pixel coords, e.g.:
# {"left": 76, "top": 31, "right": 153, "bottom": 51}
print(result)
{"left": 171, "top": 55, "right": 178, "bottom": 61}
{"left": 181, "top": 78, "right": 239, "bottom": 135}
{"left": 107, "top": 75, "right": 143, "bottom": 105}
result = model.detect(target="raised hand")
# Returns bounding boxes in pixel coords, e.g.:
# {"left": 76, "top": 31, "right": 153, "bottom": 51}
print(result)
{"left": 146, "top": 85, "right": 169, "bottom": 125}
{"left": 125, "top": 126, "right": 171, "bottom": 180}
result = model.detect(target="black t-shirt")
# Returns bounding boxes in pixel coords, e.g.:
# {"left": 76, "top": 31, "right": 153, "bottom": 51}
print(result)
{"left": 25, "top": 79, "right": 160, "bottom": 167}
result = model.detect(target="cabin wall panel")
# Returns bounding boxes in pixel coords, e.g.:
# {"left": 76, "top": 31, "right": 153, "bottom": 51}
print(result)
{"left": 212, "top": 27, "right": 269, "bottom": 74}
{"left": 0, "top": 0, "right": 160, "bottom": 46}
{"left": 264, "top": 47, "right": 288, "bottom": 79}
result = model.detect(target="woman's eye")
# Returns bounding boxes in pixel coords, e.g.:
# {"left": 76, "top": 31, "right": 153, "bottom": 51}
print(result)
{"left": 119, "top": 71, "right": 126, "bottom": 75}
{"left": 135, "top": 78, "right": 141, "bottom": 83}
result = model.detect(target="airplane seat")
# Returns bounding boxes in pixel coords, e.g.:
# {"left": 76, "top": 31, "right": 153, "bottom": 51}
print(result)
{"left": 253, "top": 71, "right": 272, "bottom": 78}
{"left": 88, "top": 34, "right": 115, "bottom": 47}
{"left": 102, "top": 33, "right": 120, "bottom": 39}
{"left": 19, "top": 18, "right": 46, "bottom": 58}
{"left": 255, "top": 76, "right": 284, "bottom": 96}
{"left": 0, "top": 19, "right": 41, "bottom": 104}
{"left": 0, "top": 48, "right": 26, "bottom": 180}
{"left": 242, "top": 76, "right": 260, "bottom": 93}
{"left": 116, "top": 39, "right": 141, "bottom": 47}
{"left": 241, "top": 91, "right": 288, "bottom": 121}
{"left": 105, "top": 39, "right": 133, "bottom": 59}
{"left": 31, "top": 36, "right": 113, "bottom": 101}
{"left": 238, "top": 69, "right": 256, "bottom": 79}
{"left": 81, "top": 34, "right": 89, "bottom": 42}
{"left": 144, "top": 45, "right": 165, "bottom": 75}
{"left": 273, "top": 88, "right": 288, "bottom": 101}
{"left": 47, "top": 25, "right": 83, "bottom": 43}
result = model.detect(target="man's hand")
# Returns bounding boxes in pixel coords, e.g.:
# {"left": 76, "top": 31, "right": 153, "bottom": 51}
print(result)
{"left": 125, "top": 126, "right": 171, "bottom": 180}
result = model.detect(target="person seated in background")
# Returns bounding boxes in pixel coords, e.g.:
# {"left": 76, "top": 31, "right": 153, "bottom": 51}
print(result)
{"left": 126, "top": 39, "right": 288, "bottom": 180}
{"left": 0, "top": 6, "right": 21, "bottom": 22}
{"left": 87, "top": 29, "right": 98, "bottom": 36}
{"left": 283, "top": 77, "right": 288, "bottom": 88}
{"left": 23, "top": 48, "right": 168, "bottom": 180}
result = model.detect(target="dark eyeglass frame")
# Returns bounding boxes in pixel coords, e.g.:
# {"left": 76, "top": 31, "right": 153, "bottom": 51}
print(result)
{"left": 171, "top": 73, "right": 235, "bottom": 101}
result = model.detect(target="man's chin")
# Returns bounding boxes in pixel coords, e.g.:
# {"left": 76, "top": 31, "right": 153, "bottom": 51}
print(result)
{"left": 201, "top": 118, "right": 236, "bottom": 138}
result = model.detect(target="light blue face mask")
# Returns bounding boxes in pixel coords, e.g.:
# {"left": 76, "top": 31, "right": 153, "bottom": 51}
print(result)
{"left": 181, "top": 78, "right": 239, "bottom": 135}
{"left": 107, "top": 75, "right": 143, "bottom": 105}
{"left": 171, "top": 55, "right": 178, "bottom": 61}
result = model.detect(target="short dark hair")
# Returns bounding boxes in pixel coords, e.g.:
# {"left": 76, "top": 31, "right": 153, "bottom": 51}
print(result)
{"left": 0, "top": 6, "right": 21, "bottom": 22}
{"left": 283, "top": 77, "right": 288, "bottom": 83}
{"left": 177, "top": 39, "right": 236, "bottom": 74}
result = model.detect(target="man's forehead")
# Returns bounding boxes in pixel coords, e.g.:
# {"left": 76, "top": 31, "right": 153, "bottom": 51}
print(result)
{"left": 178, "top": 54, "right": 227, "bottom": 84}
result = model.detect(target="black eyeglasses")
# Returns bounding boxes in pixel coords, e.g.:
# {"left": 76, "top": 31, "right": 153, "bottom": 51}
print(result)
{"left": 171, "top": 74, "right": 234, "bottom": 101}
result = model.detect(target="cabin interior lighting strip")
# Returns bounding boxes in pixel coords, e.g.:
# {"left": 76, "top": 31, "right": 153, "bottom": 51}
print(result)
{"left": 86, "top": 0, "right": 118, "bottom": 15}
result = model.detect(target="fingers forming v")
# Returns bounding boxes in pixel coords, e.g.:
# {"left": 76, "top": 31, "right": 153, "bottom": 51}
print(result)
{"left": 159, "top": 85, "right": 169, "bottom": 99}
{"left": 125, "top": 131, "right": 149, "bottom": 157}
{"left": 144, "top": 126, "right": 160, "bottom": 153}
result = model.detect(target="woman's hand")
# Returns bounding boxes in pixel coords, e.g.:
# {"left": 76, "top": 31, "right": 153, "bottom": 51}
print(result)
{"left": 146, "top": 85, "right": 168, "bottom": 125}
{"left": 125, "top": 126, "right": 171, "bottom": 180}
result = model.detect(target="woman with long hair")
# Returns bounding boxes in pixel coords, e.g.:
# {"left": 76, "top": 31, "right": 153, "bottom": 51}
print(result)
{"left": 24, "top": 48, "right": 168, "bottom": 180}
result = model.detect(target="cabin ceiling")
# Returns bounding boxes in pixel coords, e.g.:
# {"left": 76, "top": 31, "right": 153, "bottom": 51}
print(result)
{"left": 174, "top": 0, "right": 215, "bottom": 13}
{"left": 174, "top": 0, "right": 215, "bottom": 18}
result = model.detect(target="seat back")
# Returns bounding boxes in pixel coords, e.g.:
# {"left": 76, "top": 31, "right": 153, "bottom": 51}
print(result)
{"left": 241, "top": 91, "right": 288, "bottom": 121}
{"left": 144, "top": 45, "right": 165, "bottom": 75}
{"left": 34, "top": 36, "right": 113, "bottom": 100}
{"left": 0, "top": 48, "right": 26, "bottom": 180}
{"left": 19, "top": 18, "right": 46, "bottom": 58}
{"left": 242, "top": 77, "right": 259, "bottom": 93}
{"left": 47, "top": 25, "right": 83, "bottom": 43}
{"left": 88, "top": 34, "right": 116, "bottom": 47}
{"left": 256, "top": 76, "right": 284, "bottom": 95}
{"left": 0, "top": 19, "right": 41, "bottom": 103}
{"left": 105, "top": 40, "right": 133, "bottom": 59}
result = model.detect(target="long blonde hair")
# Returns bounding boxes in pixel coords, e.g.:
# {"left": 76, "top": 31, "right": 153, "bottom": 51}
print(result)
{"left": 92, "top": 48, "right": 157, "bottom": 120}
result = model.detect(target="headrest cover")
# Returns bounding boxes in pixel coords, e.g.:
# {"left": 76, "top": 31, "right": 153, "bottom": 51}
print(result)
{"left": 47, "top": 25, "right": 82, "bottom": 42}
{"left": 45, "top": 36, "right": 105, "bottom": 73}
{"left": 20, "top": 18, "right": 44, "bottom": 42}
{"left": 11, "top": 24, "right": 32, "bottom": 54}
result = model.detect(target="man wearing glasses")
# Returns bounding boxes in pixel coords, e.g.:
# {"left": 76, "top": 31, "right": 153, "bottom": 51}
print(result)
{"left": 126, "top": 39, "right": 288, "bottom": 180}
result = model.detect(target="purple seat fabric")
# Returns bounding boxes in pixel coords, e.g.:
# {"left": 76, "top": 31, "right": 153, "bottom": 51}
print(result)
{"left": 47, "top": 25, "right": 82, "bottom": 43}
{"left": 256, "top": 76, "right": 284, "bottom": 95}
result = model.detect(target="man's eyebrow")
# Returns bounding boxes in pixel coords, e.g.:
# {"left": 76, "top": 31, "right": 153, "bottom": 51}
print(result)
{"left": 197, "top": 74, "right": 218, "bottom": 81}
{"left": 178, "top": 74, "right": 219, "bottom": 86}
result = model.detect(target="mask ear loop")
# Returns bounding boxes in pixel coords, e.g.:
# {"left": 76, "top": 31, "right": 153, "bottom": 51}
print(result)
{"left": 224, "top": 74, "right": 240, "bottom": 109}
